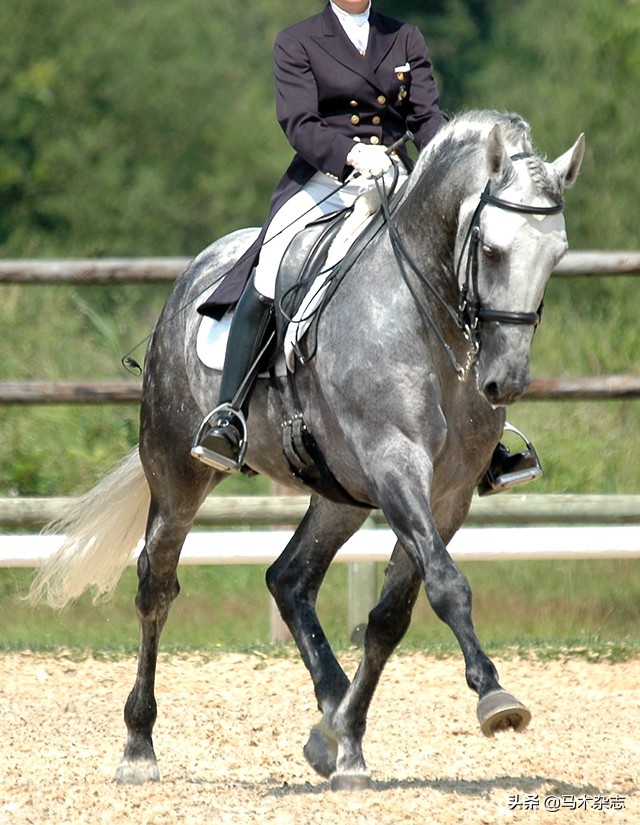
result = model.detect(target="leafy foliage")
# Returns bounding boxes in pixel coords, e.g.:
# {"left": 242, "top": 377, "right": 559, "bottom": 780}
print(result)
{"left": 465, "top": 0, "right": 640, "bottom": 250}
{"left": 0, "top": 0, "right": 318, "bottom": 257}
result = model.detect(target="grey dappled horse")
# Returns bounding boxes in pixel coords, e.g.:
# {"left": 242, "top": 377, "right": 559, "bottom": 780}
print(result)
{"left": 31, "top": 111, "right": 584, "bottom": 789}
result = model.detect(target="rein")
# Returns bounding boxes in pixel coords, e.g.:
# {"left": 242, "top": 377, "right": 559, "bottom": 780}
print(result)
{"left": 380, "top": 152, "right": 564, "bottom": 379}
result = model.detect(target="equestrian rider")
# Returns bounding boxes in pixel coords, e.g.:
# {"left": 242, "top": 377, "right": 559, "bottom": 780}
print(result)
{"left": 191, "top": 0, "right": 542, "bottom": 495}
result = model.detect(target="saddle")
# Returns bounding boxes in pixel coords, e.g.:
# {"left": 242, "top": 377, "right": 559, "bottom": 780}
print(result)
{"left": 271, "top": 195, "right": 394, "bottom": 507}
{"left": 275, "top": 201, "right": 388, "bottom": 366}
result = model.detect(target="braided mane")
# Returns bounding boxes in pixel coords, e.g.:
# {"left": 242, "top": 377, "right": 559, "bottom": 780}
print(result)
{"left": 407, "top": 110, "right": 561, "bottom": 202}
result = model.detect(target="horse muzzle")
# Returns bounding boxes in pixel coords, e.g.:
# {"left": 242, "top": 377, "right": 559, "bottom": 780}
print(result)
{"left": 481, "top": 375, "right": 530, "bottom": 407}
{"left": 475, "top": 328, "right": 533, "bottom": 407}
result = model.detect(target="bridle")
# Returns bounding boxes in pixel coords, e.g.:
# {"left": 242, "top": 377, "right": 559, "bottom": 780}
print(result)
{"left": 457, "top": 153, "right": 564, "bottom": 331}
{"left": 380, "top": 152, "right": 564, "bottom": 379}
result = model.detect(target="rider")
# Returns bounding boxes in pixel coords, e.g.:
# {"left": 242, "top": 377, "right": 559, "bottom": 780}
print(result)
{"left": 191, "top": 0, "right": 542, "bottom": 495}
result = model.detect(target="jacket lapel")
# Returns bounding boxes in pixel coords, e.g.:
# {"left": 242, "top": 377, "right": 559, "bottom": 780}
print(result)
{"left": 311, "top": 6, "right": 398, "bottom": 89}
{"left": 367, "top": 11, "right": 399, "bottom": 75}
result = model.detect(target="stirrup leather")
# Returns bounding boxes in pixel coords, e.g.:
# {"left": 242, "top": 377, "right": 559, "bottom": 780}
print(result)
{"left": 190, "top": 404, "right": 248, "bottom": 472}
{"left": 478, "top": 422, "right": 543, "bottom": 497}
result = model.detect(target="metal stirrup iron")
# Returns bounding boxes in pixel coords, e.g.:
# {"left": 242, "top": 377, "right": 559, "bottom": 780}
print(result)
{"left": 190, "top": 405, "right": 249, "bottom": 472}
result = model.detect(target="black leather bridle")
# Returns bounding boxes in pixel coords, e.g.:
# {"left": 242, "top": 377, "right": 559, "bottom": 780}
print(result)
{"left": 380, "top": 153, "right": 565, "bottom": 379}
{"left": 457, "top": 154, "right": 564, "bottom": 332}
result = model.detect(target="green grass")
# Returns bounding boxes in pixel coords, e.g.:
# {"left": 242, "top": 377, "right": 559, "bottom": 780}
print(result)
{"left": 2, "top": 558, "right": 640, "bottom": 658}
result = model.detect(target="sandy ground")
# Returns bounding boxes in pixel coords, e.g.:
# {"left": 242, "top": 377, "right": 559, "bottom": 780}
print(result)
{"left": 1, "top": 650, "right": 638, "bottom": 824}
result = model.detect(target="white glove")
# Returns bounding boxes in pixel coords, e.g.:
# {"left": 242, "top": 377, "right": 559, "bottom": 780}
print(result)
{"left": 346, "top": 143, "right": 392, "bottom": 180}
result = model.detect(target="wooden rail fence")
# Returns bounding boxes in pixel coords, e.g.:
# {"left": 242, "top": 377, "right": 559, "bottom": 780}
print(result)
{"left": 2, "top": 253, "right": 639, "bottom": 639}
{"left": 2, "top": 374, "right": 640, "bottom": 404}
{"left": 1, "top": 251, "right": 639, "bottom": 402}
{"left": 1, "top": 250, "right": 640, "bottom": 283}
{"left": 2, "top": 494, "right": 640, "bottom": 531}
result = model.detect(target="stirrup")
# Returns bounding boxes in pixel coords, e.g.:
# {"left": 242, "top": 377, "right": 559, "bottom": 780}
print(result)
{"left": 190, "top": 404, "right": 248, "bottom": 472}
{"left": 478, "top": 422, "right": 543, "bottom": 497}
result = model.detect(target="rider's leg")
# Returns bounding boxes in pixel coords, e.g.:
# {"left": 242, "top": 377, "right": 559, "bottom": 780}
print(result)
{"left": 190, "top": 273, "right": 273, "bottom": 471}
{"left": 191, "top": 171, "right": 395, "bottom": 472}
{"left": 191, "top": 177, "right": 355, "bottom": 472}
{"left": 190, "top": 186, "right": 332, "bottom": 471}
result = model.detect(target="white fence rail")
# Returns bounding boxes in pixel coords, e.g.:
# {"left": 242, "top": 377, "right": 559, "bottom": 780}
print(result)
{"left": 3, "top": 495, "right": 640, "bottom": 642}
{"left": 2, "top": 494, "right": 640, "bottom": 568}
{"left": 3, "top": 525, "right": 640, "bottom": 570}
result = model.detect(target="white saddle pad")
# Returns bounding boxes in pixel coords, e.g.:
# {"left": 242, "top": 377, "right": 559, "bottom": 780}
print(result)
{"left": 196, "top": 310, "right": 234, "bottom": 372}
{"left": 196, "top": 311, "right": 287, "bottom": 377}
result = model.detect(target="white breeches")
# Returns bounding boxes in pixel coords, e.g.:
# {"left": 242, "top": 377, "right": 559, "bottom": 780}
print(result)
{"left": 253, "top": 165, "right": 407, "bottom": 299}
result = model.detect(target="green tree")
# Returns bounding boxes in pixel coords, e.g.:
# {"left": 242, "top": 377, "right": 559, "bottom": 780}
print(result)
{"left": 0, "top": 0, "right": 319, "bottom": 257}
{"left": 464, "top": 0, "right": 640, "bottom": 250}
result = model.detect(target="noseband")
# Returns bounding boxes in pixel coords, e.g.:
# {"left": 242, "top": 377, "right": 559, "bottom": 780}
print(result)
{"left": 380, "top": 152, "right": 564, "bottom": 379}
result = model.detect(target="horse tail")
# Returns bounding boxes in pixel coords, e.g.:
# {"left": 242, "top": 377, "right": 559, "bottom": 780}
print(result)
{"left": 28, "top": 447, "right": 150, "bottom": 609}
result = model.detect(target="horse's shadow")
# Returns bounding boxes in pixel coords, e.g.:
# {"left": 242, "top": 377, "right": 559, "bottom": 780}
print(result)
{"left": 264, "top": 774, "right": 617, "bottom": 798}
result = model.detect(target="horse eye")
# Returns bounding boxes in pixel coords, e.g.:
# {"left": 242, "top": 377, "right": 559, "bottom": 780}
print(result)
{"left": 482, "top": 244, "right": 500, "bottom": 261}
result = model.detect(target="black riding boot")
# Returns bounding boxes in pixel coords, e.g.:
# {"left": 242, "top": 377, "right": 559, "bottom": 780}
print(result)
{"left": 477, "top": 422, "right": 543, "bottom": 496}
{"left": 191, "top": 275, "right": 273, "bottom": 472}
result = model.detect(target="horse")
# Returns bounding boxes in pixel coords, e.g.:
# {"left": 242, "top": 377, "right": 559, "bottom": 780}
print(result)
{"left": 29, "top": 110, "right": 585, "bottom": 790}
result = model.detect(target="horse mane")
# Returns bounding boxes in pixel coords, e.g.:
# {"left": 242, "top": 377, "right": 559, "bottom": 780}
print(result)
{"left": 407, "top": 110, "right": 562, "bottom": 202}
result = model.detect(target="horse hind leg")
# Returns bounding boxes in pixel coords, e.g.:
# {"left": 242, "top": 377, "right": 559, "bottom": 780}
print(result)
{"left": 115, "top": 499, "right": 186, "bottom": 783}
{"left": 116, "top": 462, "right": 222, "bottom": 784}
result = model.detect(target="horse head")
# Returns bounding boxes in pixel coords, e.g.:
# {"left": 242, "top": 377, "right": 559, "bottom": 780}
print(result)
{"left": 459, "top": 120, "right": 585, "bottom": 406}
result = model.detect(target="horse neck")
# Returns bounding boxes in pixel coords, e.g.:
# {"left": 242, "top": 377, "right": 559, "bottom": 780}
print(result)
{"left": 393, "top": 159, "right": 481, "bottom": 306}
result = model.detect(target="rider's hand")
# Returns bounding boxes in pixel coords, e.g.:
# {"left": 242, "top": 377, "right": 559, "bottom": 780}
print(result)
{"left": 346, "top": 143, "right": 393, "bottom": 180}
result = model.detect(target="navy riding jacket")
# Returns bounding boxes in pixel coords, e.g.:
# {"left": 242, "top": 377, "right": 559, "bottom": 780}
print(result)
{"left": 198, "top": 4, "right": 448, "bottom": 318}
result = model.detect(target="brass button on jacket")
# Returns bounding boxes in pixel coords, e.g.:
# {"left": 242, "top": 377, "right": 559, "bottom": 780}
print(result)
{"left": 350, "top": 114, "right": 360, "bottom": 125}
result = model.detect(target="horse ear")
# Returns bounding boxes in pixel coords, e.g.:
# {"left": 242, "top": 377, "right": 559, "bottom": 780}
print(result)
{"left": 485, "top": 124, "right": 514, "bottom": 184}
{"left": 552, "top": 133, "right": 586, "bottom": 190}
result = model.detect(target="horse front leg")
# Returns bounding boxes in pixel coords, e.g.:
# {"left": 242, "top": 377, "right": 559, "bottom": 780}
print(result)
{"left": 326, "top": 473, "right": 530, "bottom": 791}
{"left": 326, "top": 542, "right": 422, "bottom": 790}
{"left": 425, "top": 544, "right": 533, "bottom": 737}
{"left": 266, "top": 495, "right": 371, "bottom": 778}
{"left": 382, "top": 481, "right": 531, "bottom": 738}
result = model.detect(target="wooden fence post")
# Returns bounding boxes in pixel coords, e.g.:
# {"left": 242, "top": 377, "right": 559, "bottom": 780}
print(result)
{"left": 347, "top": 517, "right": 380, "bottom": 644}
{"left": 348, "top": 561, "right": 379, "bottom": 645}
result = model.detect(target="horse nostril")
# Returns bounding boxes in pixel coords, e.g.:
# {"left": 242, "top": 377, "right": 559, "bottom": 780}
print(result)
{"left": 483, "top": 381, "right": 500, "bottom": 403}
{"left": 483, "top": 379, "right": 526, "bottom": 407}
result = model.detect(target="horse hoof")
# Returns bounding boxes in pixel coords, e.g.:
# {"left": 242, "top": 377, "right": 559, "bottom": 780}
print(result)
{"left": 304, "top": 722, "right": 338, "bottom": 778}
{"left": 115, "top": 758, "right": 161, "bottom": 784}
{"left": 477, "top": 689, "right": 532, "bottom": 737}
{"left": 330, "top": 772, "right": 374, "bottom": 792}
